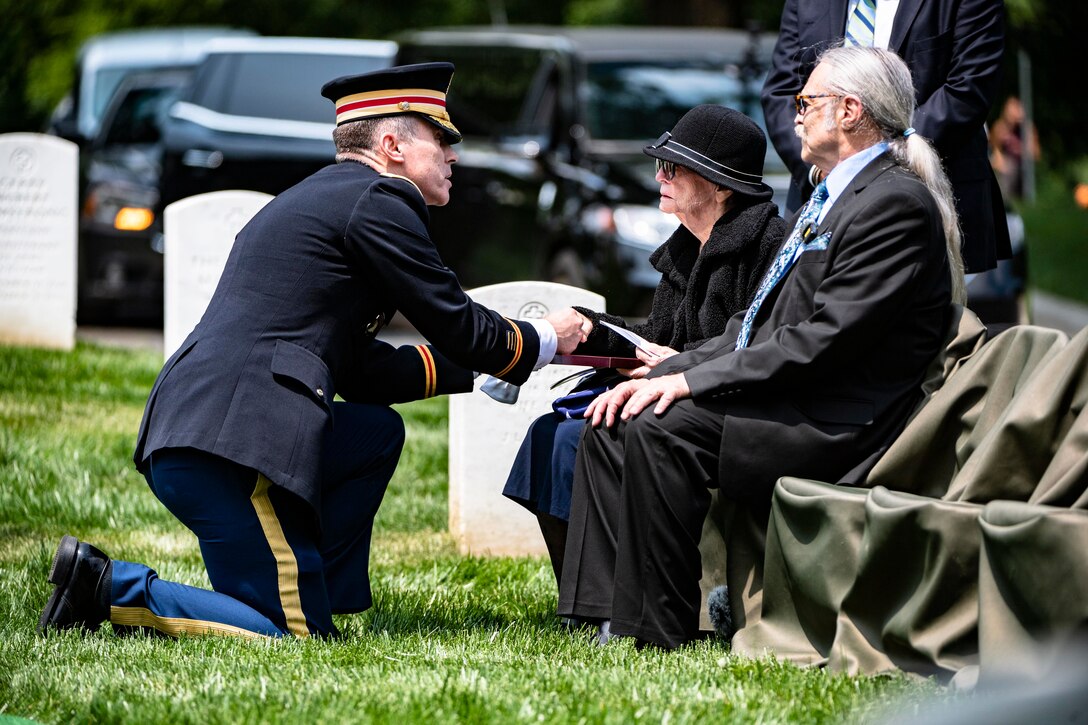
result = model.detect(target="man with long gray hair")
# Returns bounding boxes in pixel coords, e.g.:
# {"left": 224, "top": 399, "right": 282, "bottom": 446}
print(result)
{"left": 761, "top": 0, "right": 1008, "bottom": 276}
{"left": 558, "top": 46, "right": 964, "bottom": 650}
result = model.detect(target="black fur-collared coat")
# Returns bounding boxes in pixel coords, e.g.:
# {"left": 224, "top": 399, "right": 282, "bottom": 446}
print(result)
{"left": 576, "top": 199, "right": 786, "bottom": 357}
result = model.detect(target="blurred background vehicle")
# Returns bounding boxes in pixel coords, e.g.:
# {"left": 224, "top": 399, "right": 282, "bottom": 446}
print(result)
{"left": 157, "top": 36, "right": 396, "bottom": 210}
{"left": 59, "top": 25, "right": 1030, "bottom": 329}
{"left": 395, "top": 26, "right": 787, "bottom": 315}
{"left": 77, "top": 69, "right": 191, "bottom": 324}
{"left": 46, "top": 26, "right": 254, "bottom": 324}
{"left": 46, "top": 26, "right": 255, "bottom": 148}
{"left": 75, "top": 35, "right": 395, "bottom": 324}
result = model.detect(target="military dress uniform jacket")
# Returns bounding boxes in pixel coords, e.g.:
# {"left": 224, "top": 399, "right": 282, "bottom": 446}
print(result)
{"left": 761, "top": 0, "right": 1010, "bottom": 272}
{"left": 134, "top": 161, "right": 541, "bottom": 512}
{"left": 650, "top": 155, "right": 953, "bottom": 501}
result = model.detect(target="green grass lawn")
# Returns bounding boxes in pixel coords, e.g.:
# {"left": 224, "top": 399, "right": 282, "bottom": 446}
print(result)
{"left": 1022, "top": 169, "right": 1088, "bottom": 305}
{"left": 0, "top": 342, "right": 950, "bottom": 724}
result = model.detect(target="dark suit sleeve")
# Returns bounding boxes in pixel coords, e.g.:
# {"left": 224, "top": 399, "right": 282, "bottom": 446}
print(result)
{"left": 761, "top": 0, "right": 810, "bottom": 179}
{"left": 675, "top": 183, "right": 943, "bottom": 398}
{"left": 346, "top": 177, "right": 540, "bottom": 385}
{"left": 338, "top": 340, "right": 474, "bottom": 405}
{"left": 909, "top": 0, "right": 1005, "bottom": 152}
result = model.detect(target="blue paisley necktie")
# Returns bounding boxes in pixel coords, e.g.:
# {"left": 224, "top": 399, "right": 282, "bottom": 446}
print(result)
{"left": 736, "top": 181, "right": 829, "bottom": 349}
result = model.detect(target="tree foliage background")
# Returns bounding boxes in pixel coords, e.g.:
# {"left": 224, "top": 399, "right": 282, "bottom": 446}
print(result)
{"left": 0, "top": 0, "right": 1082, "bottom": 170}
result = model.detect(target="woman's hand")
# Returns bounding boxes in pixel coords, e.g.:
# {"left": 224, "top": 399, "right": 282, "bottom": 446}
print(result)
{"left": 621, "top": 343, "right": 679, "bottom": 379}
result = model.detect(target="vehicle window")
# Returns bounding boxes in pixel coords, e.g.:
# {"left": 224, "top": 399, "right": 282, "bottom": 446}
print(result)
{"left": 93, "top": 68, "right": 135, "bottom": 122}
{"left": 103, "top": 86, "right": 182, "bottom": 145}
{"left": 585, "top": 61, "right": 762, "bottom": 141}
{"left": 187, "top": 54, "right": 233, "bottom": 109}
{"left": 213, "top": 53, "right": 390, "bottom": 122}
{"left": 405, "top": 46, "right": 551, "bottom": 139}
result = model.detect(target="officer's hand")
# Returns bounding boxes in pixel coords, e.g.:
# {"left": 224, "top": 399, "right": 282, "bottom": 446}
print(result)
{"left": 548, "top": 308, "right": 589, "bottom": 354}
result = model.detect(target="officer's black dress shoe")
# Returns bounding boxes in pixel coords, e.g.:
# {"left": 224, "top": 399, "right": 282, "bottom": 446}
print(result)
{"left": 38, "top": 535, "right": 113, "bottom": 633}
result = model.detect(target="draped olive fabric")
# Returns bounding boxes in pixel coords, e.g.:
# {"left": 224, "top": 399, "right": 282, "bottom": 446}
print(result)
{"left": 699, "top": 305, "right": 988, "bottom": 637}
{"left": 864, "top": 323, "right": 1067, "bottom": 499}
{"left": 944, "top": 328, "right": 1088, "bottom": 505}
{"left": 726, "top": 477, "right": 869, "bottom": 666}
{"left": 978, "top": 502, "right": 1088, "bottom": 686}
{"left": 729, "top": 321, "right": 1088, "bottom": 681}
{"left": 825, "top": 488, "right": 983, "bottom": 680}
{"left": 698, "top": 495, "right": 767, "bottom": 635}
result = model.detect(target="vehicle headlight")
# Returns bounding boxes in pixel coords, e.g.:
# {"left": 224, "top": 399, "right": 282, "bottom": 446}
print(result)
{"left": 578, "top": 203, "right": 677, "bottom": 290}
{"left": 610, "top": 205, "right": 676, "bottom": 252}
{"left": 82, "top": 182, "right": 159, "bottom": 232}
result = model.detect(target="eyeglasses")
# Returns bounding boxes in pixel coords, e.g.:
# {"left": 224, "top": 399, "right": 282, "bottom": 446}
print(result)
{"left": 794, "top": 93, "right": 843, "bottom": 115}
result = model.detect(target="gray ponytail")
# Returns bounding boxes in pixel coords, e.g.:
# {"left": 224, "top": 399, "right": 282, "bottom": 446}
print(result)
{"left": 818, "top": 45, "right": 966, "bottom": 304}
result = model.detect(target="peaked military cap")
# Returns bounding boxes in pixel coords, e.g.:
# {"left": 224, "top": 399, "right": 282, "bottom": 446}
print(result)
{"left": 321, "top": 62, "right": 462, "bottom": 143}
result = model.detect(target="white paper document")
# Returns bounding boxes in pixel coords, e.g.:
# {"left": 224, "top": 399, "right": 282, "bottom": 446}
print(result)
{"left": 599, "top": 321, "right": 659, "bottom": 357}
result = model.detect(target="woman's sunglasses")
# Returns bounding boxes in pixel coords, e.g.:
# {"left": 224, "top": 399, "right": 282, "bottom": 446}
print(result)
{"left": 655, "top": 158, "right": 677, "bottom": 181}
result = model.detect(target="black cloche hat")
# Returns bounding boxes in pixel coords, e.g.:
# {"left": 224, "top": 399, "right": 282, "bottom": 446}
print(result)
{"left": 644, "top": 104, "right": 772, "bottom": 200}
{"left": 321, "top": 62, "right": 462, "bottom": 143}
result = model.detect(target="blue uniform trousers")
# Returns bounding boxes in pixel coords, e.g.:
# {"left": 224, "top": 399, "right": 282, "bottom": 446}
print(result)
{"left": 110, "top": 402, "right": 404, "bottom": 638}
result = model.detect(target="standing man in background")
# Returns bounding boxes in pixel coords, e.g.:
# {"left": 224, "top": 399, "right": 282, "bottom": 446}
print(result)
{"left": 762, "top": 0, "right": 1011, "bottom": 274}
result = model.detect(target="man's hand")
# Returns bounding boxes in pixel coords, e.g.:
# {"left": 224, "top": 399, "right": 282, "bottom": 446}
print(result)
{"left": 585, "top": 373, "right": 691, "bottom": 427}
{"left": 547, "top": 308, "right": 589, "bottom": 354}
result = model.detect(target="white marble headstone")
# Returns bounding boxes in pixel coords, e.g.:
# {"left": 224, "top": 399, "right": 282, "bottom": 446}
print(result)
{"left": 163, "top": 190, "right": 272, "bottom": 358}
{"left": 0, "top": 134, "right": 78, "bottom": 349}
{"left": 449, "top": 281, "right": 605, "bottom": 556}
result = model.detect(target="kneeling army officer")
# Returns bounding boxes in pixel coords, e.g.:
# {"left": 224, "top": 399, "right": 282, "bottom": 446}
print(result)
{"left": 39, "top": 62, "right": 585, "bottom": 638}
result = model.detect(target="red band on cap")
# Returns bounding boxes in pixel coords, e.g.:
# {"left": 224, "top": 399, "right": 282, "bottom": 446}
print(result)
{"left": 339, "top": 95, "right": 447, "bottom": 114}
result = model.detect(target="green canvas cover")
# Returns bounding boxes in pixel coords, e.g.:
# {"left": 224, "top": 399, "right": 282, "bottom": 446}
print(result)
{"left": 699, "top": 305, "right": 989, "bottom": 635}
{"left": 978, "top": 501, "right": 1088, "bottom": 686}
{"left": 728, "top": 319, "right": 1088, "bottom": 682}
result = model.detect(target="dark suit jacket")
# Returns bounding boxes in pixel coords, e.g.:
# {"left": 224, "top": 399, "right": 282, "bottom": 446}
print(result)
{"left": 651, "top": 154, "right": 952, "bottom": 502}
{"left": 761, "top": 0, "right": 1011, "bottom": 273}
{"left": 134, "top": 161, "right": 541, "bottom": 512}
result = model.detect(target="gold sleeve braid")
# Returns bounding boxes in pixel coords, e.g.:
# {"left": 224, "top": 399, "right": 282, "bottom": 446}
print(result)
{"left": 494, "top": 318, "right": 523, "bottom": 378}
{"left": 414, "top": 345, "right": 437, "bottom": 399}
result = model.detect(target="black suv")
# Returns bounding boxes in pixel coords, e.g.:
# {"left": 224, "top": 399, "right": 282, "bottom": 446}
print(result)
{"left": 78, "top": 36, "right": 394, "bottom": 323}
{"left": 77, "top": 69, "right": 191, "bottom": 323}
{"left": 395, "top": 26, "right": 786, "bottom": 315}
{"left": 159, "top": 36, "right": 395, "bottom": 209}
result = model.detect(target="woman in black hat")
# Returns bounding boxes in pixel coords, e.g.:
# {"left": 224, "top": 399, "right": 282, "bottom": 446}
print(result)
{"left": 503, "top": 104, "right": 787, "bottom": 587}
